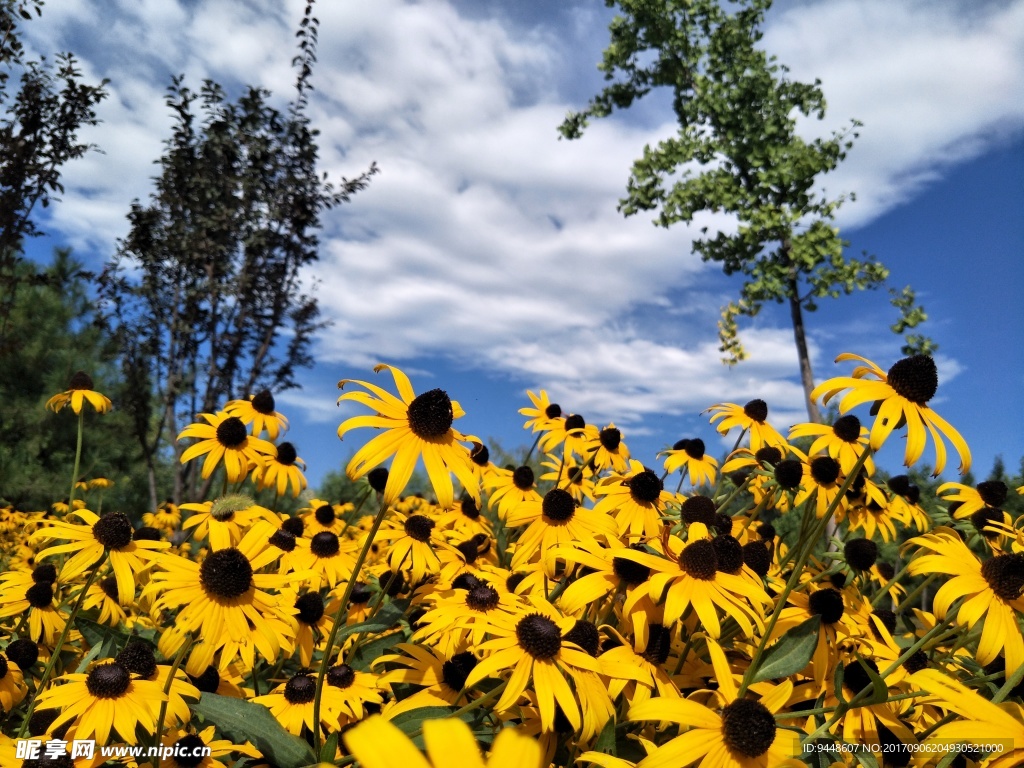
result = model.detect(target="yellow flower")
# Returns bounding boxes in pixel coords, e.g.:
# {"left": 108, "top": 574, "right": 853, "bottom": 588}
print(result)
{"left": 660, "top": 438, "right": 719, "bottom": 488}
{"left": 338, "top": 365, "right": 480, "bottom": 508}
{"left": 252, "top": 441, "right": 308, "bottom": 497}
{"left": 45, "top": 371, "right": 112, "bottom": 414}
{"left": 706, "top": 399, "right": 788, "bottom": 452}
{"left": 177, "top": 410, "right": 276, "bottom": 483}
{"left": 225, "top": 389, "right": 289, "bottom": 439}
{"left": 812, "top": 353, "right": 970, "bottom": 476}
{"left": 344, "top": 714, "right": 543, "bottom": 768}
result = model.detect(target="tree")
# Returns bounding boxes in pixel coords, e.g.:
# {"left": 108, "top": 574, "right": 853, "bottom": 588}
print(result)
{"left": 0, "top": 0, "right": 107, "bottom": 349}
{"left": 0, "top": 250, "right": 159, "bottom": 512}
{"left": 561, "top": 0, "right": 918, "bottom": 422}
{"left": 99, "top": 2, "right": 377, "bottom": 506}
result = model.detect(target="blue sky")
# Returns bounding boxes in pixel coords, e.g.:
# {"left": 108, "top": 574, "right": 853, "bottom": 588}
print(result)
{"left": 19, "top": 0, "right": 1024, "bottom": 491}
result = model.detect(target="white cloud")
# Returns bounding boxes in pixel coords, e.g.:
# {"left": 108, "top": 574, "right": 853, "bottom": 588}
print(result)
{"left": 14, "top": 0, "right": 1022, "bottom": 436}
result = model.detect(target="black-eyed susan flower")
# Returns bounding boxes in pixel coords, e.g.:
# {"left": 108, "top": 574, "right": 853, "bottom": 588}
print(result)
{"left": 322, "top": 662, "right": 384, "bottom": 728}
{"left": 906, "top": 526, "right": 1024, "bottom": 673}
{"left": 180, "top": 495, "right": 275, "bottom": 550}
{"left": 0, "top": 570, "right": 66, "bottom": 645}
{"left": 35, "top": 659, "right": 166, "bottom": 745}
{"left": 81, "top": 574, "right": 130, "bottom": 626}
{"left": 539, "top": 412, "right": 597, "bottom": 460}
{"left": 465, "top": 599, "right": 608, "bottom": 733}
{"left": 627, "top": 646, "right": 803, "bottom": 768}
{"left": 252, "top": 441, "right": 307, "bottom": 497}
{"left": 338, "top": 365, "right": 481, "bottom": 508}
{"left": 373, "top": 511, "right": 456, "bottom": 584}
{"left": 151, "top": 725, "right": 260, "bottom": 768}
{"left": 344, "top": 713, "right": 543, "bottom": 768}
{"left": 45, "top": 371, "right": 112, "bottom": 414}
{"left": 613, "top": 523, "right": 770, "bottom": 637}
{"left": 505, "top": 488, "right": 617, "bottom": 575}
{"left": 375, "top": 644, "right": 480, "bottom": 715}
{"left": 225, "top": 389, "right": 289, "bottom": 439}
{"left": 32, "top": 510, "right": 168, "bottom": 605}
{"left": 413, "top": 577, "right": 521, "bottom": 653}
{"left": 178, "top": 410, "right": 276, "bottom": 483}
{"left": 486, "top": 464, "right": 543, "bottom": 519}
{"left": 911, "top": 669, "right": 1024, "bottom": 768}
{"left": 252, "top": 670, "right": 348, "bottom": 736}
{"left": 143, "top": 499, "right": 181, "bottom": 534}
{"left": 938, "top": 479, "right": 1008, "bottom": 520}
{"left": 588, "top": 424, "right": 631, "bottom": 473}
{"left": 546, "top": 538, "right": 653, "bottom": 618}
{"left": 706, "top": 399, "right": 788, "bottom": 452}
{"left": 520, "top": 390, "right": 563, "bottom": 433}
{"left": 115, "top": 637, "right": 199, "bottom": 729}
{"left": 660, "top": 438, "right": 719, "bottom": 488}
{"left": 788, "top": 414, "right": 874, "bottom": 476}
{"left": 145, "top": 525, "right": 307, "bottom": 675}
{"left": 812, "top": 353, "right": 971, "bottom": 476}
{"left": 0, "top": 653, "right": 27, "bottom": 712}
{"left": 593, "top": 460, "right": 674, "bottom": 543}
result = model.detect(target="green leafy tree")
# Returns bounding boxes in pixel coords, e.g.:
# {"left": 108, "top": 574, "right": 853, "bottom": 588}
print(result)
{"left": 0, "top": 0, "right": 107, "bottom": 349}
{"left": 99, "top": 2, "right": 377, "bottom": 506}
{"left": 561, "top": 0, "right": 926, "bottom": 421}
{"left": 0, "top": 250, "right": 160, "bottom": 511}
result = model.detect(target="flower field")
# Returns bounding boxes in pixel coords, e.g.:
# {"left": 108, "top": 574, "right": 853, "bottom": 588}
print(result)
{"left": 1, "top": 352, "right": 1022, "bottom": 768}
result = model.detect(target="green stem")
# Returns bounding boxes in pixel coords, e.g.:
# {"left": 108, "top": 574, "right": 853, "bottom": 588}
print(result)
{"left": 896, "top": 573, "right": 938, "bottom": 614}
{"left": 18, "top": 555, "right": 105, "bottom": 737}
{"left": 67, "top": 410, "right": 84, "bottom": 513}
{"left": 312, "top": 497, "right": 390, "bottom": 753}
{"left": 869, "top": 559, "right": 912, "bottom": 609}
{"left": 523, "top": 432, "right": 542, "bottom": 464}
{"left": 366, "top": 550, "right": 409, "bottom": 619}
{"left": 415, "top": 680, "right": 508, "bottom": 738}
{"left": 152, "top": 632, "right": 192, "bottom": 757}
{"left": 738, "top": 447, "right": 873, "bottom": 698}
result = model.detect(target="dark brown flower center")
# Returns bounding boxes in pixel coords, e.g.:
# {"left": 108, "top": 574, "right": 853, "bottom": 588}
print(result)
{"left": 465, "top": 584, "right": 500, "bottom": 611}
{"left": 721, "top": 698, "right": 776, "bottom": 757}
{"left": 190, "top": 665, "right": 221, "bottom": 693}
{"left": 171, "top": 734, "right": 207, "bottom": 768}
{"left": 25, "top": 582, "right": 54, "bottom": 608}
{"left": 679, "top": 539, "right": 718, "bottom": 580}
{"left": 470, "top": 443, "right": 490, "bottom": 466}
{"left": 612, "top": 555, "right": 650, "bottom": 585}
{"left": 887, "top": 355, "right": 938, "bottom": 404}
{"left": 199, "top": 548, "right": 253, "bottom": 599}
{"left": 564, "top": 414, "right": 585, "bottom": 431}
{"left": 627, "top": 469, "right": 663, "bottom": 504}
{"left": 251, "top": 389, "right": 276, "bottom": 414}
{"left": 743, "top": 399, "right": 768, "bottom": 423}
{"left": 755, "top": 446, "right": 782, "bottom": 467}
{"left": 69, "top": 371, "right": 94, "bottom": 390}
{"left": 6, "top": 639, "right": 38, "bottom": 670}
{"left": 93, "top": 512, "right": 134, "bottom": 550}
{"left": 404, "top": 514, "right": 435, "bottom": 542}
{"left": 981, "top": 553, "right": 1024, "bottom": 601}
{"left": 713, "top": 535, "right": 744, "bottom": 574}
{"left": 350, "top": 582, "right": 372, "bottom": 604}
{"left": 810, "top": 456, "right": 841, "bottom": 486}
{"left": 872, "top": 609, "right": 897, "bottom": 636}
{"left": 542, "top": 488, "right": 576, "bottom": 522}
{"left": 367, "top": 467, "right": 389, "bottom": 492}
{"left": 31, "top": 564, "right": 57, "bottom": 584}
{"left": 887, "top": 475, "right": 912, "bottom": 496}
{"left": 283, "top": 673, "right": 316, "bottom": 703}
{"left": 460, "top": 497, "right": 480, "bottom": 520}
{"left": 971, "top": 508, "right": 1004, "bottom": 539}
{"left": 269, "top": 529, "right": 297, "bottom": 551}
{"left": 902, "top": 650, "right": 928, "bottom": 674}
{"left": 327, "top": 663, "right": 356, "bottom": 689}
{"left": 642, "top": 623, "right": 673, "bottom": 665}
{"left": 295, "top": 592, "right": 325, "bottom": 625}
{"left": 545, "top": 403, "right": 562, "bottom": 419}
{"left": 275, "top": 442, "right": 297, "bottom": 465}
{"left": 562, "top": 619, "right": 600, "bottom": 656}
{"left": 282, "top": 516, "right": 305, "bottom": 537}
{"left": 774, "top": 459, "right": 803, "bottom": 489}
{"left": 407, "top": 388, "right": 454, "bottom": 439}
{"left": 832, "top": 415, "right": 861, "bottom": 443}
{"left": 599, "top": 427, "right": 621, "bottom": 451}
{"left": 0, "top": 655, "right": 7, "bottom": 680}
{"left": 116, "top": 638, "right": 157, "bottom": 679}
{"left": 808, "top": 588, "right": 845, "bottom": 624}
{"left": 977, "top": 480, "right": 1008, "bottom": 508}
{"left": 441, "top": 652, "right": 477, "bottom": 691}
{"left": 512, "top": 465, "right": 535, "bottom": 490}
{"left": 85, "top": 662, "right": 131, "bottom": 698}
{"left": 681, "top": 494, "right": 716, "bottom": 525}
{"left": 742, "top": 541, "right": 772, "bottom": 577}
{"left": 310, "top": 531, "right": 341, "bottom": 558}
{"left": 842, "top": 658, "right": 881, "bottom": 696}
{"left": 134, "top": 526, "right": 161, "bottom": 541}
{"left": 315, "top": 504, "right": 335, "bottom": 525}
{"left": 844, "top": 538, "right": 878, "bottom": 571}
{"left": 99, "top": 576, "right": 120, "bottom": 601}
{"left": 215, "top": 416, "right": 248, "bottom": 448}
{"left": 516, "top": 613, "right": 561, "bottom": 659}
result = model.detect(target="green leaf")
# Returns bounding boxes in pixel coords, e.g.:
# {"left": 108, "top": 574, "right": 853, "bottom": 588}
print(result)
{"left": 751, "top": 615, "right": 820, "bottom": 683}
{"left": 347, "top": 630, "right": 408, "bottom": 672}
{"left": 319, "top": 730, "right": 339, "bottom": 764}
{"left": 386, "top": 705, "right": 495, "bottom": 749}
{"left": 193, "top": 692, "right": 316, "bottom": 767}
{"left": 77, "top": 617, "right": 128, "bottom": 660}
{"left": 73, "top": 641, "right": 103, "bottom": 674}
{"left": 594, "top": 717, "right": 616, "bottom": 755}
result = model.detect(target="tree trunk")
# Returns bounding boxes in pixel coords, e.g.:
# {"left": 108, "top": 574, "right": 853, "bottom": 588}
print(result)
{"left": 787, "top": 274, "right": 822, "bottom": 425}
